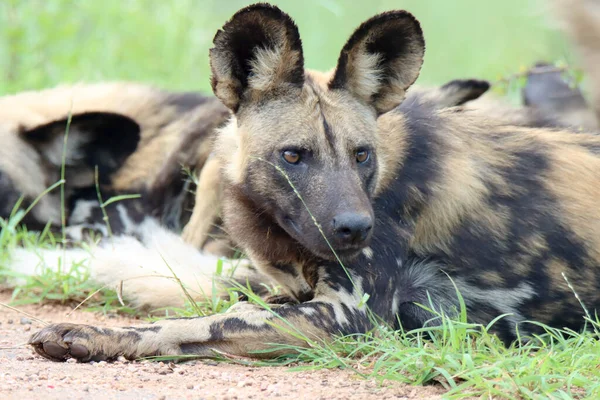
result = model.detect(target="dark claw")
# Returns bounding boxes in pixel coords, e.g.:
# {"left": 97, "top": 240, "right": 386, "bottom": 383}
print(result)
{"left": 42, "top": 342, "right": 68, "bottom": 359}
{"left": 28, "top": 323, "right": 94, "bottom": 362}
{"left": 70, "top": 344, "right": 90, "bottom": 359}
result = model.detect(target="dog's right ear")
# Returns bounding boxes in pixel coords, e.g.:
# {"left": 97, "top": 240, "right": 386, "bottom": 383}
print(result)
{"left": 210, "top": 3, "right": 305, "bottom": 113}
{"left": 436, "top": 79, "right": 491, "bottom": 107}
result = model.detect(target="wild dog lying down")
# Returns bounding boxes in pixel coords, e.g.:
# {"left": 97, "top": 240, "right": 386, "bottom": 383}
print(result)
{"left": 12, "top": 74, "right": 589, "bottom": 312}
{"left": 27, "top": 4, "right": 600, "bottom": 362}
{"left": 470, "top": 63, "right": 599, "bottom": 132}
{"left": 3, "top": 77, "right": 505, "bottom": 311}
{"left": 0, "top": 82, "right": 231, "bottom": 249}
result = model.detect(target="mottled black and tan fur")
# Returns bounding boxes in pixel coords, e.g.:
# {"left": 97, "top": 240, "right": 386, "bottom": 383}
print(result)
{"left": 29, "top": 4, "right": 600, "bottom": 363}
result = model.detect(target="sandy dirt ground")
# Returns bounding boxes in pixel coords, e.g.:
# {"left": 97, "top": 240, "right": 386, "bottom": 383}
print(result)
{"left": 0, "top": 291, "right": 445, "bottom": 400}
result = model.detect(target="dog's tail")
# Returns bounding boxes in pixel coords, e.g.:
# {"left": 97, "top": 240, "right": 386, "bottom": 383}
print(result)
{"left": 6, "top": 218, "right": 273, "bottom": 311}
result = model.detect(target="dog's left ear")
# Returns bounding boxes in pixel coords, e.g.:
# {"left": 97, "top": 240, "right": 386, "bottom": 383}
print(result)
{"left": 329, "top": 11, "right": 425, "bottom": 114}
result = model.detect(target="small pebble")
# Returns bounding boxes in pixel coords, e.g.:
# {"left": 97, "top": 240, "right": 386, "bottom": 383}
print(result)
{"left": 19, "top": 317, "right": 32, "bottom": 325}
{"left": 7, "top": 319, "right": 13, "bottom": 325}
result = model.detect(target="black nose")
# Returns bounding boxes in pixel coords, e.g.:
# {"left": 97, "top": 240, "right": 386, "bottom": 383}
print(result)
{"left": 332, "top": 212, "right": 373, "bottom": 245}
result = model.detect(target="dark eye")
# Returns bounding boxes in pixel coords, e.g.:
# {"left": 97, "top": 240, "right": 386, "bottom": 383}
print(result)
{"left": 282, "top": 150, "right": 301, "bottom": 165}
{"left": 356, "top": 149, "right": 370, "bottom": 163}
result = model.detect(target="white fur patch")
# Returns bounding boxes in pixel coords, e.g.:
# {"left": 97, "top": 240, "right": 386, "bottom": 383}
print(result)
{"left": 316, "top": 268, "right": 367, "bottom": 326}
{"left": 115, "top": 203, "right": 137, "bottom": 233}
{"left": 68, "top": 199, "right": 95, "bottom": 224}
{"left": 456, "top": 279, "right": 536, "bottom": 330}
{"left": 8, "top": 247, "right": 92, "bottom": 280}
{"left": 42, "top": 127, "right": 90, "bottom": 167}
{"left": 248, "top": 46, "right": 286, "bottom": 92}
{"left": 350, "top": 52, "right": 382, "bottom": 100}
{"left": 218, "top": 120, "right": 247, "bottom": 185}
{"left": 7, "top": 218, "right": 253, "bottom": 310}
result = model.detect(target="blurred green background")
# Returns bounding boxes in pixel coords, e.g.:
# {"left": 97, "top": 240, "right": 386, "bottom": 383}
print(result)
{"left": 0, "top": 0, "right": 575, "bottom": 95}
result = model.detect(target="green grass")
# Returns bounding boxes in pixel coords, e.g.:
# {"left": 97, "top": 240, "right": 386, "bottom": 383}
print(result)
{"left": 141, "top": 279, "right": 600, "bottom": 399}
{"left": 0, "top": 0, "right": 582, "bottom": 96}
{"left": 276, "top": 320, "right": 600, "bottom": 399}
{"left": 1, "top": 1, "right": 599, "bottom": 399}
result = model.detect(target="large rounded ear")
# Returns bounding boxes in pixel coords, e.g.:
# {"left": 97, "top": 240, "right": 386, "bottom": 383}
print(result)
{"left": 329, "top": 11, "right": 425, "bottom": 114}
{"left": 210, "top": 3, "right": 305, "bottom": 113}
{"left": 22, "top": 112, "right": 140, "bottom": 184}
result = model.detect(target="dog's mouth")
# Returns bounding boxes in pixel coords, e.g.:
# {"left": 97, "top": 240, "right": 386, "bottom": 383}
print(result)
{"left": 313, "top": 245, "right": 365, "bottom": 261}
{"left": 280, "top": 215, "right": 367, "bottom": 261}
{"left": 283, "top": 216, "right": 302, "bottom": 235}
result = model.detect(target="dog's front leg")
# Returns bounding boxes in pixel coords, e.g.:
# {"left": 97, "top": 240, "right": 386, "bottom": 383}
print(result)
{"left": 28, "top": 298, "right": 369, "bottom": 362}
{"left": 181, "top": 156, "right": 222, "bottom": 251}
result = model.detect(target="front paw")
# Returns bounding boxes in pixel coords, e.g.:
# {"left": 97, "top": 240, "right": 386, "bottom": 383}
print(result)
{"left": 29, "top": 323, "right": 98, "bottom": 362}
{"left": 28, "top": 323, "right": 146, "bottom": 363}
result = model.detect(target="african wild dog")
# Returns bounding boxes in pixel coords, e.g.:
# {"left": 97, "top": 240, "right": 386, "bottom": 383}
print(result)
{"left": 4, "top": 77, "right": 511, "bottom": 312}
{"left": 14, "top": 73, "right": 589, "bottom": 312}
{"left": 0, "top": 82, "right": 233, "bottom": 252}
{"left": 26, "top": 3, "right": 600, "bottom": 363}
